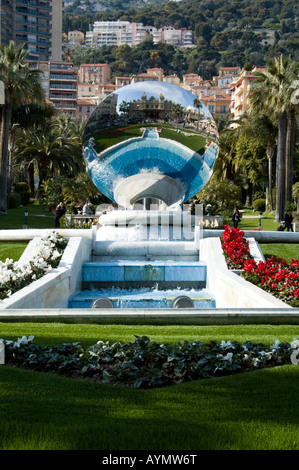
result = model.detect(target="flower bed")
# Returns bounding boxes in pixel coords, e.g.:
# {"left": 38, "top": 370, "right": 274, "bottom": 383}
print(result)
{"left": 1, "top": 335, "right": 298, "bottom": 389}
{"left": 221, "top": 225, "right": 253, "bottom": 269}
{"left": 0, "top": 233, "right": 67, "bottom": 301}
{"left": 221, "top": 225, "right": 299, "bottom": 307}
{"left": 243, "top": 257, "right": 299, "bottom": 307}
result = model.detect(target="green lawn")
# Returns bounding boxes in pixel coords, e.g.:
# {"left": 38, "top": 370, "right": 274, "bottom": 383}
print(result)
{"left": 0, "top": 204, "right": 55, "bottom": 230}
{"left": 260, "top": 243, "right": 299, "bottom": 263}
{"left": 239, "top": 209, "right": 279, "bottom": 231}
{"left": 0, "top": 242, "right": 27, "bottom": 262}
{"left": 91, "top": 123, "right": 209, "bottom": 155}
{"left": 0, "top": 323, "right": 299, "bottom": 450}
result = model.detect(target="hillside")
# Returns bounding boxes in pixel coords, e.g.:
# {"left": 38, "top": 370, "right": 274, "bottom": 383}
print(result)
{"left": 63, "top": 0, "right": 299, "bottom": 79}
{"left": 63, "top": 0, "right": 168, "bottom": 14}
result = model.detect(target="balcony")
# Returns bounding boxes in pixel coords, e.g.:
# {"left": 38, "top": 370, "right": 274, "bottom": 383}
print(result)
{"left": 16, "top": 0, "right": 52, "bottom": 10}
{"left": 50, "top": 94, "right": 77, "bottom": 100}
{"left": 50, "top": 74, "right": 77, "bottom": 81}
{"left": 16, "top": 7, "right": 51, "bottom": 19}
{"left": 16, "top": 26, "right": 51, "bottom": 37}
{"left": 50, "top": 84, "right": 77, "bottom": 91}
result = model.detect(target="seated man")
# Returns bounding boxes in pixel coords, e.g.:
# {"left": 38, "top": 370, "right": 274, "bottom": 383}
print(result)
{"left": 277, "top": 221, "right": 286, "bottom": 231}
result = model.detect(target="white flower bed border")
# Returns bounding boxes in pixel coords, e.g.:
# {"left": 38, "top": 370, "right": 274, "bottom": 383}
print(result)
{"left": 0, "top": 232, "right": 65, "bottom": 299}
{"left": 0, "top": 234, "right": 92, "bottom": 310}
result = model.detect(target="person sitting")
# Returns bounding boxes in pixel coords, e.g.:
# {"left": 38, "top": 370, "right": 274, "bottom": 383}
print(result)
{"left": 83, "top": 202, "right": 93, "bottom": 216}
{"left": 277, "top": 221, "right": 286, "bottom": 231}
{"left": 82, "top": 202, "right": 93, "bottom": 222}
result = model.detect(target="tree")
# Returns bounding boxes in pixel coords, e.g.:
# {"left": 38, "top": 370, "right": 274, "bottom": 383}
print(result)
{"left": 0, "top": 41, "right": 44, "bottom": 213}
{"left": 250, "top": 55, "right": 299, "bottom": 221}
{"left": 14, "top": 117, "right": 84, "bottom": 198}
{"left": 235, "top": 112, "right": 277, "bottom": 210}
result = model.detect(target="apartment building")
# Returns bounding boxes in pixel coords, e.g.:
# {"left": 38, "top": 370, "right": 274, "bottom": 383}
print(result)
{"left": 68, "top": 30, "right": 84, "bottom": 45}
{"left": 78, "top": 63, "right": 111, "bottom": 86}
{"left": 0, "top": 0, "right": 62, "bottom": 61}
{"left": 215, "top": 66, "right": 242, "bottom": 87}
{"left": 85, "top": 21, "right": 194, "bottom": 48}
{"left": 77, "top": 99, "right": 96, "bottom": 122}
{"left": 182, "top": 73, "right": 203, "bottom": 90}
{"left": 229, "top": 66, "right": 266, "bottom": 125}
{"left": 85, "top": 21, "right": 150, "bottom": 47}
{"left": 115, "top": 77, "right": 132, "bottom": 88}
{"left": 163, "top": 75, "right": 181, "bottom": 86}
{"left": 37, "top": 61, "right": 77, "bottom": 115}
{"left": 201, "top": 92, "right": 232, "bottom": 116}
{"left": 153, "top": 24, "right": 194, "bottom": 47}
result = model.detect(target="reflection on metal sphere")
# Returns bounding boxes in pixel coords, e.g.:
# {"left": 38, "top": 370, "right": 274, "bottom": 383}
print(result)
{"left": 91, "top": 298, "right": 114, "bottom": 308}
{"left": 83, "top": 81, "right": 219, "bottom": 208}
{"left": 171, "top": 296, "right": 195, "bottom": 308}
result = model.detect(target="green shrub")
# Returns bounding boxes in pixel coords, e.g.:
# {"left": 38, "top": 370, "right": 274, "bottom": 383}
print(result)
{"left": 14, "top": 182, "right": 31, "bottom": 205}
{"left": 8, "top": 192, "right": 21, "bottom": 209}
{"left": 284, "top": 201, "right": 296, "bottom": 212}
{"left": 252, "top": 191, "right": 265, "bottom": 201}
{"left": 252, "top": 199, "right": 266, "bottom": 212}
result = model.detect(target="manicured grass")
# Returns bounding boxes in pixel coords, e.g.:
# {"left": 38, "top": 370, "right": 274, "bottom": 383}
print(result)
{"left": 0, "top": 242, "right": 27, "bottom": 262}
{"left": 0, "top": 204, "right": 55, "bottom": 230}
{"left": 239, "top": 210, "right": 278, "bottom": 231}
{"left": 92, "top": 125, "right": 142, "bottom": 152}
{"left": 260, "top": 243, "right": 299, "bottom": 263}
{"left": 160, "top": 127, "right": 207, "bottom": 154}
{"left": 1, "top": 323, "right": 299, "bottom": 348}
{"left": 0, "top": 323, "right": 298, "bottom": 450}
{"left": 91, "top": 123, "right": 209, "bottom": 155}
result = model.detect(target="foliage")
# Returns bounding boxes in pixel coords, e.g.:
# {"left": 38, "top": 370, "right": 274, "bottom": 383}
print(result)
{"left": 198, "top": 178, "right": 242, "bottom": 210}
{"left": 252, "top": 199, "right": 266, "bottom": 212}
{"left": 2, "top": 334, "right": 299, "bottom": 390}
{"left": 14, "top": 114, "right": 85, "bottom": 198}
{"left": 8, "top": 192, "right": 21, "bottom": 209}
{"left": 58, "top": 215, "right": 95, "bottom": 230}
{"left": 41, "top": 177, "right": 65, "bottom": 210}
{"left": 0, "top": 41, "right": 44, "bottom": 213}
{"left": 14, "top": 182, "right": 31, "bottom": 205}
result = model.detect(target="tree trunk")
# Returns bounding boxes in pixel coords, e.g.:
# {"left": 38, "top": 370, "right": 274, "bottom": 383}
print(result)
{"left": 266, "top": 145, "right": 274, "bottom": 211}
{"left": 275, "top": 112, "right": 287, "bottom": 222}
{"left": 285, "top": 109, "right": 295, "bottom": 203}
{"left": 245, "top": 180, "right": 253, "bottom": 207}
{"left": 28, "top": 162, "right": 35, "bottom": 195}
{"left": 0, "top": 102, "right": 13, "bottom": 214}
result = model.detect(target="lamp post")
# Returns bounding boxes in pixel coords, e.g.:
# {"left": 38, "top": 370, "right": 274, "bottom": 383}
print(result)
{"left": 259, "top": 211, "right": 262, "bottom": 229}
{"left": 23, "top": 207, "right": 29, "bottom": 229}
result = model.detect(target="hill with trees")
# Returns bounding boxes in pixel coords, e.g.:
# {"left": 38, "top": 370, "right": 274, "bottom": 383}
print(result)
{"left": 63, "top": 0, "right": 299, "bottom": 79}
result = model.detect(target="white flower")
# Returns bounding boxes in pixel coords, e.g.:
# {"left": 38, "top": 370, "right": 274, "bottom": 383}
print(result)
{"left": 220, "top": 340, "right": 232, "bottom": 349}
{"left": 291, "top": 338, "right": 298, "bottom": 349}
{"left": 222, "top": 352, "right": 233, "bottom": 363}
{"left": 270, "top": 339, "right": 280, "bottom": 350}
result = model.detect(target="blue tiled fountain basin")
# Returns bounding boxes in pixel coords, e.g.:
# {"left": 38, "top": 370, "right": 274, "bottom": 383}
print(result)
{"left": 82, "top": 260, "right": 207, "bottom": 283}
{"left": 69, "top": 288, "right": 216, "bottom": 309}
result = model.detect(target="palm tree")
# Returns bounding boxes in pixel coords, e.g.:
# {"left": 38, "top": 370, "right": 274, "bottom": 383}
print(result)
{"left": 14, "top": 122, "right": 84, "bottom": 198}
{"left": 250, "top": 55, "right": 299, "bottom": 221}
{"left": 236, "top": 112, "right": 277, "bottom": 210}
{"left": 0, "top": 41, "right": 44, "bottom": 213}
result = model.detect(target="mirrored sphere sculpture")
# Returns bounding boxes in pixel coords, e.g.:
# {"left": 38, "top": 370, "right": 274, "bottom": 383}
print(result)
{"left": 83, "top": 81, "right": 219, "bottom": 208}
